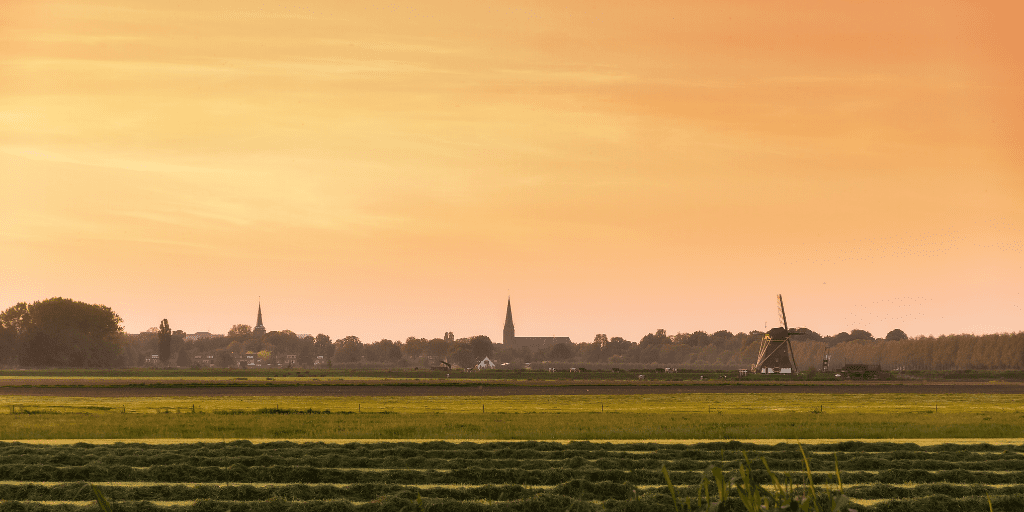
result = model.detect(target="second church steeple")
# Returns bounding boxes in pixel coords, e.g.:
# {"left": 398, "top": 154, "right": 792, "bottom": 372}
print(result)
{"left": 254, "top": 302, "right": 266, "bottom": 336}
{"left": 502, "top": 297, "right": 515, "bottom": 344}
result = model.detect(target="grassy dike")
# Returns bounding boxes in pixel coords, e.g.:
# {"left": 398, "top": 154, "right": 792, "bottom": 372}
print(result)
{"left": 2, "top": 410, "right": 1022, "bottom": 440}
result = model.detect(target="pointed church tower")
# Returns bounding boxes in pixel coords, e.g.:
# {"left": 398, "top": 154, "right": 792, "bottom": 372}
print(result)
{"left": 253, "top": 302, "right": 266, "bottom": 336}
{"left": 502, "top": 297, "right": 515, "bottom": 345}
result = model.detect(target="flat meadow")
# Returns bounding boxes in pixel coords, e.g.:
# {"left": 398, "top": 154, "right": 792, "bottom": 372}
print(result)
{"left": 2, "top": 370, "right": 1023, "bottom": 510}
{"left": 2, "top": 391, "right": 1023, "bottom": 440}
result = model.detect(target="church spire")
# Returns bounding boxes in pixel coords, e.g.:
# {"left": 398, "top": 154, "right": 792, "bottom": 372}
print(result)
{"left": 502, "top": 297, "right": 515, "bottom": 345}
{"left": 254, "top": 301, "right": 266, "bottom": 335}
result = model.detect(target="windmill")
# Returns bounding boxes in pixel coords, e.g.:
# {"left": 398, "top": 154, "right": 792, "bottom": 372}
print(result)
{"left": 752, "top": 294, "right": 799, "bottom": 374}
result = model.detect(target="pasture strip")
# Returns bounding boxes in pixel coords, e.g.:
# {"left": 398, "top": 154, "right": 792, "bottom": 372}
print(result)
{"left": 6, "top": 437, "right": 1024, "bottom": 445}
{"left": 3, "top": 393, "right": 1024, "bottom": 415}
{"left": 3, "top": 411, "right": 1022, "bottom": 440}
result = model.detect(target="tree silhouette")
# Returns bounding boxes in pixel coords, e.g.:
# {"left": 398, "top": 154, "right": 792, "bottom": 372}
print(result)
{"left": 468, "top": 335, "right": 493, "bottom": 360}
{"left": 333, "top": 336, "right": 363, "bottom": 363}
{"left": 849, "top": 329, "right": 874, "bottom": 340}
{"left": 158, "top": 319, "right": 172, "bottom": 364}
{"left": 314, "top": 333, "right": 334, "bottom": 359}
{"left": 548, "top": 342, "right": 573, "bottom": 361}
{"left": 3, "top": 298, "right": 123, "bottom": 367}
{"left": 228, "top": 324, "right": 252, "bottom": 337}
{"left": 885, "top": 329, "right": 909, "bottom": 341}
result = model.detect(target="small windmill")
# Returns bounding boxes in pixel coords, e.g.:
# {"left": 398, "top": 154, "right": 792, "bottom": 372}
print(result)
{"left": 752, "top": 294, "right": 799, "bottom": 374}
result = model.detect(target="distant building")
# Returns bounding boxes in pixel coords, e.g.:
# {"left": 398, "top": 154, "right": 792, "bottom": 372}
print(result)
{"left": 502, "top": 298, "right": 571, "bottom": 349}
{"left": 193, "top": 355, "right": 215, "bottom": 367}
{"left": 254, "top": 302, "right": 266, "bottom": 336}
{"left": 184, "top": 332, "right": 220, "bottom": 342}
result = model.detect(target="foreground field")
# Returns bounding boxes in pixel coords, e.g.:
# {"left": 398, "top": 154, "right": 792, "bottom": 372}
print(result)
{"left": 1, "top": 440, "right": 1022, "bottom": 511}
{"left": 3, "top": 374, "right": 1021, "bottom": 509}
{"left": 2, "top": 393, "right": 1022, "bottom": 440}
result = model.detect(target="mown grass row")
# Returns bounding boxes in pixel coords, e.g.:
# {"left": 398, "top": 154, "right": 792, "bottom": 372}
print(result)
{"left": 6, "top": 495, "right": 1024, "bottom": 512}
{"left": 3, "top": 441, "right": 1021, "bottom": 470}
{"left": 7, "top": 438, "right": 1021, "bottom": 452}
{"left": 8, "top": 439, "right": 1020, "bottom": 453}
{"left": 3, "top": 453, "right": 1024, "bottom": 473}
{"left": 6, "top": 464, "right": 1024, "bottom": 486}
{"left": 0, "top": 481, "right": 612, "bottom": 501}
{"left": 4, "top": 481, "right": 1024, "bottom": 502}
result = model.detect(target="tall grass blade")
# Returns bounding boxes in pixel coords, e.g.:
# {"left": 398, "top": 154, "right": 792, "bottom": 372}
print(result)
{"left": 736, "top": 460, "right": 759, "bottom": 512}
{"left": 662, "top": 465, "right": 682, "bottom": 512}
{"left": 833, "top": 453, "right": 843, "bottom": 494}
{"left": 798, "top": 444, "right": 820, "bottom": 512}
{"left": 91, "top": 484, "right": 113, "bottom": 512}
{"left": 701, "top": 472, "right": 711, "bottom": 508}
{"left": 762, "top": 456, "right": 784, "bottom": 504}
{"left": 712, "top": 466, "right": 728, "bottom": 502}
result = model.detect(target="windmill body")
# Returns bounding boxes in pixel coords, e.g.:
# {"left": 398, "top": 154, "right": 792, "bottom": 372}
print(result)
{"left": 752, "top": 295, "right": 799, "bottom": 374}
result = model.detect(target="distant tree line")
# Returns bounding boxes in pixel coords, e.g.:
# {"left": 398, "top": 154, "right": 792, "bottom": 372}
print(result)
{"left": 561, "top": 328, "right": 1024, "bottom": 372}
{"left": 791, "top": 333, "right": 1024, "bottom": 372}
{"left": 125, "top": 324, "right": 497, "bottom": 370}
{"left": 1, "top": 298, "right": 1021, "bottom": 370}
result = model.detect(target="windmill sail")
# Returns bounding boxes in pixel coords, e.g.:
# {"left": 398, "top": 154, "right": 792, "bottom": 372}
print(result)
{"left": 777, "top": 294, "right": 788, "bottom": 331}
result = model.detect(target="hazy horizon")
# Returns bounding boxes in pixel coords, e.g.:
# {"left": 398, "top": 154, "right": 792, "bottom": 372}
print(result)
{"left": 88, "top": 296, "right": 1019, "bottom": 343}
{"left": 2, "top": 1, "right": 1021, "bottom": 345}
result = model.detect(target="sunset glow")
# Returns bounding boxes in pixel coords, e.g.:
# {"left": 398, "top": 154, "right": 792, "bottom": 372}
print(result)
{"left": 2, "top": 1, "right": 1021, "bottom": 343}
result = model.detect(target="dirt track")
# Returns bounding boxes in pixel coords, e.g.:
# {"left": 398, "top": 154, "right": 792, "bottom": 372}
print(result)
{"left": 1, "top": 382, "right": 1022, "bottom": 397}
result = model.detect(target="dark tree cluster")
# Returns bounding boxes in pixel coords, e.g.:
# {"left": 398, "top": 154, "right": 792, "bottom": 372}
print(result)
{"left": 330, "top": 334, "right": 494, "bottom": 369}
{"left": 180, "top": 328, "right": 337, "bottom": 369}
{"left": 0, "top": 298, "right": 125, "bottom": 367}
{"left": 122, "top": 325, "right": 498, "bottom": 370}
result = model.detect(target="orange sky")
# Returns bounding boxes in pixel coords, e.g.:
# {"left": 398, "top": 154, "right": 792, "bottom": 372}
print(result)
{"left": 1, "top": 1, "right": 1021, "bottom": 343}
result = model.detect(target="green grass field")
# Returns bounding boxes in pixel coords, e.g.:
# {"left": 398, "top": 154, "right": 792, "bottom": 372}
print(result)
{"left": 3, "top": 392, "right": 1023, "bottom": 414}
{"left": 2, "top": 393, "right": 1022, "bottom": 440}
